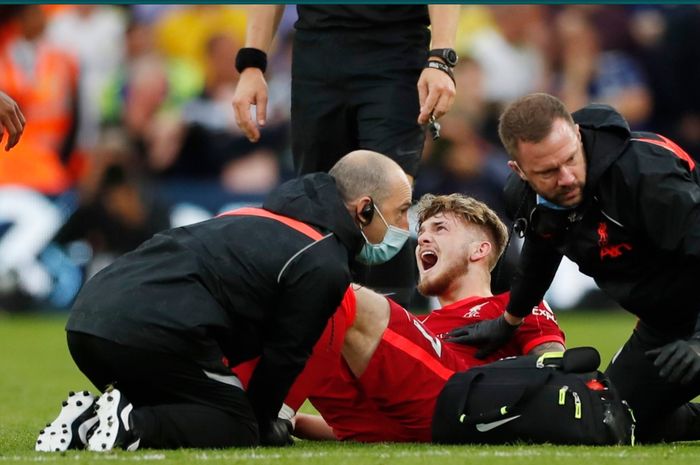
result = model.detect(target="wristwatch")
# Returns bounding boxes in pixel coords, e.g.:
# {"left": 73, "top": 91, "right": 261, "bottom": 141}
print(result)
{"left": 428, "top": 48, "right": 458, "bottom": 67}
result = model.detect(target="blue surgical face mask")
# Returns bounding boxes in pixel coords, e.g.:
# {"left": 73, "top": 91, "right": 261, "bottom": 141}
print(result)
{"left": 536, "top": 194, "right": 575, "bottom": 210}
{"left": 355, "top": 205, "right": 410, "bottom": 265}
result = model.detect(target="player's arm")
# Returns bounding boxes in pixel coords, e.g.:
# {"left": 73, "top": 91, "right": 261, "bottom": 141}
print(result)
{"left": 341, "top": 286, "right": 391, "bottom": 377}
{"left": 232, "top": 5, "right": 284, "bottom": 142}
{"left": 417, "top": 5, "right": 459, "bottom": 124}
{"left": 528, "top": 341, "right": 566, "bottom": 356}
{"left": 292, "top": 413, "right": 337, "bottom": 441}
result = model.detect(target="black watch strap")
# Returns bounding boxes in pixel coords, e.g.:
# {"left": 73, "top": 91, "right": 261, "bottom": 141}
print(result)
{"left": 425, "top": 61, "right": 455, "bottom": 85}
{"left": 236, "top": 47, "right": 268, "bottom": 73}
{"left": 429, "top": 48, "right": 458, "bottom": 67}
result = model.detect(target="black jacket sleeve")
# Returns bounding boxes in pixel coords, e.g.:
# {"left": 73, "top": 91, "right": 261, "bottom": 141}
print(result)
{"left": 506, "top": 235, "right": 563, "bottom": 318}
{"left": 616, "top": 147, "right": 700, "bottom": 335}
{"left": 623, "top": 153, "right": 700, "bottom": 258}
{"left": 245, "top": 237, "right": 350, "bottom": 427}
{"left": 503, "top": 174, "right": 564, "bottom": 318}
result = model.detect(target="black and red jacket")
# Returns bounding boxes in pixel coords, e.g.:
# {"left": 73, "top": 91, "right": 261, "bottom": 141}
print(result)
{"left": 67, "top": 173, "right": 364, "bottom": 427}
{"left": 505, "top": 104, "right": 700, "bottom": 336}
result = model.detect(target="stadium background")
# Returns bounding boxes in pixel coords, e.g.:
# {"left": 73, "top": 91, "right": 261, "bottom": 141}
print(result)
{"left": 1, "top": 5, "right": 700, "bottom": 462}
{"left": 4, "top": 3, "right": 698, "bottom": 314}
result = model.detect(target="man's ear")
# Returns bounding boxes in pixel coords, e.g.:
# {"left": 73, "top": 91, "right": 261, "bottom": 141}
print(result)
{"left": 507, "top": 160, "right": 527, "bottom": 181}
{"left": 469, "top": 241, "right": 492, "bottom": 264}
{"left": 355, "top": 196, "right": 374, "bottom": 226}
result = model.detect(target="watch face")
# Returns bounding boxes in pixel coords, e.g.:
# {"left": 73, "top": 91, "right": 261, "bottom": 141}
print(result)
{"left": 430, "top": 48, "right": 458, "bottom": 66}
{"left": 446, "top": 49, "right": 458, "bottom": 65}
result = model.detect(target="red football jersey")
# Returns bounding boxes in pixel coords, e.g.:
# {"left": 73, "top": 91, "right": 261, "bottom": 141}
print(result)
{"left": 421, "top": 292, "right": 565, "bottom": 363}
{"left": 237, "top": 290, "right": 565, "bottom": 442}
{"left": 310, "top": 293, "right": 565, "bottom": 442}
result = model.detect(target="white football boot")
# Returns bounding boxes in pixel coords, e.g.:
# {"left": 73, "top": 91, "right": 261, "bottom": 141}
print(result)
{"left": 87, "top": 387, "right": 140, "bottom": 452}
{"left": 36, "top": 391, "right": 98, "bottom": 452}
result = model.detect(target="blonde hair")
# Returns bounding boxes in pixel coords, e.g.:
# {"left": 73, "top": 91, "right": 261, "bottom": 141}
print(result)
{"left": 416, "top": 194, "right": 508, "bottom": 270}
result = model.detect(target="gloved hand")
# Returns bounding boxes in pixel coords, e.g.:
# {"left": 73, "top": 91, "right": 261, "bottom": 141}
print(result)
{"left": 446, "top": 314, "right": 522, "bottom": 359}
{"left": 259, "top": 418, "right": 294, "bottom": 447}
{"left": 645, "top": 337, "right": 700, "bottom": 385}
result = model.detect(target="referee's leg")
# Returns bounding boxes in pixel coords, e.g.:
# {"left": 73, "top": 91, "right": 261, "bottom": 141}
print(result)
{"left": 67, "top": 331, "right": 259, "bottom": 449}
{"left": 292, "top": 28, "right": 426, "bottom": 308}
{"left": 291, "top": 29, "right": 356, "bottom": 175}
{"left": 350, "top": 61, "right": 424, "bottom": 309}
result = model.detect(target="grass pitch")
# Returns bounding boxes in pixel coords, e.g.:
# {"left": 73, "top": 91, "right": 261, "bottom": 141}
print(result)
{"left": 2, "top": 310, "right": 700, "bottom": 464}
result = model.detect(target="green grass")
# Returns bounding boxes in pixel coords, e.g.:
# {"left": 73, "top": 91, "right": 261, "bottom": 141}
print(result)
{"left": 555, "top": 309, "right": 636, "bottom": 367}
{"left": 2, "top": 310, "right": 700, "bottom": 465}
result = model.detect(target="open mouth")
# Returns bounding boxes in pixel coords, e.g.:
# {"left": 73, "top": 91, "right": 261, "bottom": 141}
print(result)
{"left": 420, "top": 250, "right": 438, "bottom": 271}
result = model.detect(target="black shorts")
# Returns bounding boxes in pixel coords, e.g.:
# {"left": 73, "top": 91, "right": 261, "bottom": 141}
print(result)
{"left": 291, "top": 26, "right": 430, "bottom": 178}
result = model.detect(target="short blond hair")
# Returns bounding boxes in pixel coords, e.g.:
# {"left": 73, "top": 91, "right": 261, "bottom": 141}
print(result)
{"left": 416, "top": 194, "right": 508, "bottom": 270}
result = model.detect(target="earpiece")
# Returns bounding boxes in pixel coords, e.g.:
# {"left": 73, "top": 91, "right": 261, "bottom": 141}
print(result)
{"left": 359, "top": 199, "right": 375, "bottom": 225}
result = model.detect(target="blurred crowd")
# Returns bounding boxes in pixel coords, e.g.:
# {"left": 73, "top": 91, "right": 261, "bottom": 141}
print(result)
{"left": 0, "top": 4, "right": 698, "bottom": 312}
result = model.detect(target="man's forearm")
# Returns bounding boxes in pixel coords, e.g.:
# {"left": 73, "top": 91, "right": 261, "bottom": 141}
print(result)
{"left": 427, "top": 5, "right": 460, "bottom": 49}
{"left": 528, "top": 341, "right": 566, "bottom": 356}
{"left": 293, "top": 413, "right": 337, "bottom": 441}
{"left": 244, "top": 5, "right": 285, "bottom": 52}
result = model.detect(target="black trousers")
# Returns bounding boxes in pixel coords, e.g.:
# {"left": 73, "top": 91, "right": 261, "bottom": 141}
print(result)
{"left": 604, "top": 321, "right": 700, "bottom": 442}
{"left": 67, "top": 331, "right": 259, "bottom": 449}
{"left": 291, "top": 26, "right": 429, "bottom": 178}
{"left": 291, "top": 27, "right": 429, "bottom": 308}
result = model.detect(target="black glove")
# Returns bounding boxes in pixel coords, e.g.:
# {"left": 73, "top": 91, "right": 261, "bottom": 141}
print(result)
{"left": 446, "top": 314, "right": 522, "bottom": 359}
{"left": 259, "top": 418, "right": 294, "bottom": 447}
{"left": 645, "top": 337, "right": 700, "bottom": 385}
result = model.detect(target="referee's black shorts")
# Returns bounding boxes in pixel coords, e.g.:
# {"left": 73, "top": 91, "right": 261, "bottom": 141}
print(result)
{"left": 291, "top": 26, "right": 430, "bottom": 178}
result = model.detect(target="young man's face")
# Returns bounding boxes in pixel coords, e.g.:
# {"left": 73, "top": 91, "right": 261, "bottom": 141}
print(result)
{"left": 509, "top": 118, "right": 587, "bottom": 208}
{"left": 416, "top": 212, "right": 477, "bottom": 297}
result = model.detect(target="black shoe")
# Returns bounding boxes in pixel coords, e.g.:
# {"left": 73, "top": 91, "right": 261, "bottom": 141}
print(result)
{"left": 35, "top": 391, "right": 98, "bottom": 452}
{"left": 87, "top": 387, "right": 140, "bottom": 452}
